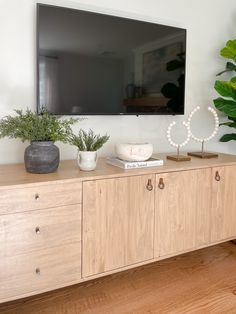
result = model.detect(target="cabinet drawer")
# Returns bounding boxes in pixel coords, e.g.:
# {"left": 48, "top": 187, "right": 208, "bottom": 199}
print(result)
{"left": 0, "top": 181, "right": 81, "bottom": 214}
{"left": 0, "top": 242, "right": 81, "bottom": 303}
{"left": 0, "top": 204, "right": 81, "bottom": 258}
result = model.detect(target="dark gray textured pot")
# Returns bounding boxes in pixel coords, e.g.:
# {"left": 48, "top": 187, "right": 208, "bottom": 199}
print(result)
{"left": 24, "top": 141, "right": 60, "bottom": 174}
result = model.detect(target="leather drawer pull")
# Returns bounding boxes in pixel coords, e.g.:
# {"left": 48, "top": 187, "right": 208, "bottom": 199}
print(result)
{"left": 146, "top": 179, "right": 153, "bottom": 191}
{"left": 35, "top": 226, "right": 40, "bottom": 234}
{"left": 215, "top": 171, "right": 220, "bottom": 181}
{"left": 158, "top": 178, "right": 165, "bottom": 189}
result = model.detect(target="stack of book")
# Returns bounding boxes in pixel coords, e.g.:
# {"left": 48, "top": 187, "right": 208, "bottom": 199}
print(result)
{"left": 106, "top": 157, "right": 164, "bottom": 169}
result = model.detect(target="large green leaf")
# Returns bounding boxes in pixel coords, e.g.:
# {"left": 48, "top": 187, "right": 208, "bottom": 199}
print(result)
{"left": 220, "top": 133, "right": 236, "bottom": 142}
{"left": 214, "top": 97, "right": 236, "bottom": 117}
{"left": 214, "top": 81, "right": 236, "bottom": 100}
{"left": 231, "top": 77, "right": 236, "bottom": 83}
{"left": 220, "top": 40, "right": 236, "bottom": 61}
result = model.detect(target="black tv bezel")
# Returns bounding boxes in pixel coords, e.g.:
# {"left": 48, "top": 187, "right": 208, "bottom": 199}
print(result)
{"left": 36, "top": 3, "right": 187, "bottom": 116}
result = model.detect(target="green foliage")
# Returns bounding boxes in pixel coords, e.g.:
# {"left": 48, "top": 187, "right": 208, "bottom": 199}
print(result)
{"left": 214, "top": 98, "right": 236, "bottom": 117}
{"left": 213, "top": 39, "right": 236, "bottom": 142}
{"left": 220, "top": 133, "right": 236, "bottom": 142}
{"left": 69, "top": 129, "right": 109, "bottom": 151}
{"left": 0, "top": 108, "right": 77, "bottom": 143}
{"left": 214, "top": 81, "right": 236, "bottom": 100}
{"left": 220, "top": 40, "right": 236, "bottom": 61}
{"left": 220, "top": 121, "right": 236, "bottom": 128}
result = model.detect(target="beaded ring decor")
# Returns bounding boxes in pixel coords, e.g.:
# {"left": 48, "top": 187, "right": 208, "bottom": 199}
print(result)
{"left": 167, "top": 121, "right": 191, "bottom": 149}
{"left": 187, "top": 106, "right": 219, "bottom": 158}
{"left": 187, "top": 106, "right": 219, "bottom": 143}
{"left": 166, "top": 120, "right": 191, "bottom": 161}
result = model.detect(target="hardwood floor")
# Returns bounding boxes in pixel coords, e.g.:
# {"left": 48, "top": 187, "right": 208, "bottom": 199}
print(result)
{"left": 1, "top": 242, "right": 236, "bottom": 314}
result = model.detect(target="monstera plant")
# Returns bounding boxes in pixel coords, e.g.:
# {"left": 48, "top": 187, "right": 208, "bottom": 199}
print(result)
{"left": 214, "top": 39, "right": 236, "bottom": 142}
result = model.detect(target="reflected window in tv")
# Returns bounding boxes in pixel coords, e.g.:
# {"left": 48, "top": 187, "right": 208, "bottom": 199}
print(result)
{"left": 37, "top": 4, "right": 186, "bottom": 115}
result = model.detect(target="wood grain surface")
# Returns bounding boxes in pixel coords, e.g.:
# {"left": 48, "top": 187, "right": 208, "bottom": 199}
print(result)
{"left": 83, "top": 175, "right": 155, "bottom": 277}
{"left": 0, "top": 153, "right": 236, "bottom": 189}
{"left": 211, "top": 165, "right": 236, "bottom": 242}
{"left": 0, "top": 181, "right": 81, "bottom": 214}
{"left": 0, "top": 242, "right": 81, "bottom": 303}
{"left": 1, "top": 153, "right": 236, "bottom": 308}
{"left": 0, "top": 204, "right": 81, "bottom": 258}
{"left": 1, "top": 242, "right": 236, "bottom": 313}
{"left": 155, "top": 168, "right": 211, "bottom": 257}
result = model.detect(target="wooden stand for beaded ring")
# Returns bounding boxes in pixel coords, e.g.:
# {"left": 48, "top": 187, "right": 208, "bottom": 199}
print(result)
{"left": 166, "top": 121, "right": 191, "bottom": 161}
{"left": 187, "top": 106, "right": 219, "bottom": 159}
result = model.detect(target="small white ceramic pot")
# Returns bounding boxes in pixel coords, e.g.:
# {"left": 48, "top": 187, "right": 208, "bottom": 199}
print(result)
{"left": 115, "top": 143, "right": 153, "bottom": 161}
{"left": 77, "top": 151, "right": 98, "bottom": 171}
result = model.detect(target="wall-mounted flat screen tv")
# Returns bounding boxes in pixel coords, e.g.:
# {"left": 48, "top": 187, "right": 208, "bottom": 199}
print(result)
{"left": 37, "top": 4, "right": 186, "bottom": 115}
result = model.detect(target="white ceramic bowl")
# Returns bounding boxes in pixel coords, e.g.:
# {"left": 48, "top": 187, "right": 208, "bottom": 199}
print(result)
{"left": 115, "top": 143, "right": 153, "bottom": 162}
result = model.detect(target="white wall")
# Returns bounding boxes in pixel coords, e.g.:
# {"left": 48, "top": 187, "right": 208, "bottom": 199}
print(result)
{"left": 0, "top": 0, "right": 235, "bottom": 164}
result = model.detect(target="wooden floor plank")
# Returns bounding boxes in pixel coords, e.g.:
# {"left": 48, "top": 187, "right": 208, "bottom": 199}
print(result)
{"left": 1, "top": 242, "right": 236, "bottom": 314}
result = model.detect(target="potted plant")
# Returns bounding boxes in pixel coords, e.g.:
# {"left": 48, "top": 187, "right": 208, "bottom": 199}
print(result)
{"left": 0, "top": 108, "right": 77, "bottom": 173}
{"left": 213, "top": 39, "right": 236, "bottom": 142}
{"left": 69, "top": 129, "right": 109, "bottom": 171}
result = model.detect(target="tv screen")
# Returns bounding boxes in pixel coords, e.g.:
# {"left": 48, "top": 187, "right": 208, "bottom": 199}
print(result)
{"left": 37, "top": 4, "right": 186, "bottom": 115}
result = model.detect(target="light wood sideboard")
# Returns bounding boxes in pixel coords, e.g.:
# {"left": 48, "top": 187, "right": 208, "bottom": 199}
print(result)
{"left": 1, "top": 153, "right": 236, "bottom": 303}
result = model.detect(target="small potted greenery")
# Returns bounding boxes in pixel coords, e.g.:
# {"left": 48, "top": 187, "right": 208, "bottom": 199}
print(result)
{"left": 69, "top": 129, "right": 109, "bottom": 171}
{"left": 0, "top": 108, "right": 77, "bottom": 173}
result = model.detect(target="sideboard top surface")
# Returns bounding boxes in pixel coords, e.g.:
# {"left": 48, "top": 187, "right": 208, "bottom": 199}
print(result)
{"left": 0, "top": 152, "right": 236, "bottom": 189}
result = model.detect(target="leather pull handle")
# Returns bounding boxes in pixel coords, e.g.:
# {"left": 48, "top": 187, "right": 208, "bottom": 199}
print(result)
{"left": 146, "top": 179, "right": 153, "bottom": 191}
{"left": 35, "top": 226, "right": 40, "bottom": 234}
{"left": 158, "top": 178, "right": 165, "bottom": 189}
{"left": 215, "top": 171, "right": 220, "bottom": 181}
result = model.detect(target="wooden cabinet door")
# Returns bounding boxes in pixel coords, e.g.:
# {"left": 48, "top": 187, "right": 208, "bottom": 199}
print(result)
{"left": 82, "top": 175, "right": 155, "bottom": 277}
{"left": 211, "top": 165, "right": 236, "bottom": 242}
{"left": 155, "top": 169, "right": 211, "bottom": 258}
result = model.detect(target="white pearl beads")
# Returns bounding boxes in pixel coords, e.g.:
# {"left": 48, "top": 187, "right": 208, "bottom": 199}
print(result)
{"left": 166, "top": 106, "right": 219, "bottom": 149}
{"left": 187, "top": 106, "right": 219, "bottom": 143}
{"left": 167, "top": 120, "right": 191, "bottom": 148}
